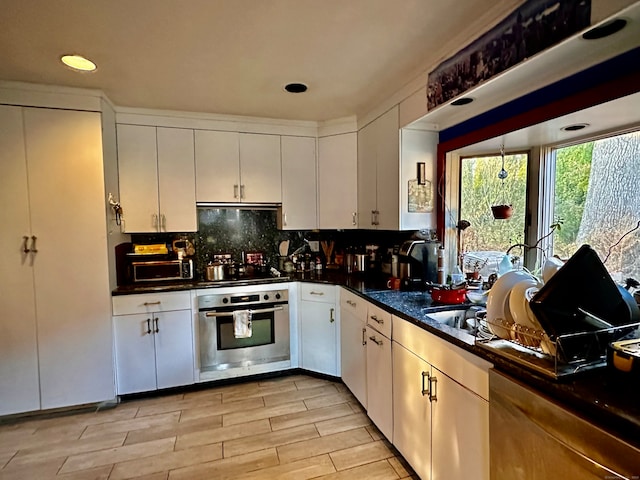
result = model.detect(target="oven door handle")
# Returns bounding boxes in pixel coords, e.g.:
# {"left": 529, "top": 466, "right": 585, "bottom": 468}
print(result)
{"left": 204, "top": 305, "right": 284, "bottom": 317}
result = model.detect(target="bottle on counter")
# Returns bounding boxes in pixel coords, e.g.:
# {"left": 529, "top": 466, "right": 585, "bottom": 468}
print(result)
{"left": 437, "top": 246, "right": 446, "bottom": 284}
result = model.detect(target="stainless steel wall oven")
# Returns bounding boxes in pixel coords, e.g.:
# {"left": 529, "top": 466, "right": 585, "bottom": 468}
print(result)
{"left": 197, "top": 288, "right": 289, "bottom": 372}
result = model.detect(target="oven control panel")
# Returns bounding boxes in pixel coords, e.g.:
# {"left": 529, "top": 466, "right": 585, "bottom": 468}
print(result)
{"left": 198, "top": 289, "right": 288, "bottom": 310}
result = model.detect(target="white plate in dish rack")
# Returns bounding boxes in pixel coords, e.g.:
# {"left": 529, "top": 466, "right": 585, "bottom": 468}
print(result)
{"left": 486, "top": 270, "right": 536, "bottom": 339}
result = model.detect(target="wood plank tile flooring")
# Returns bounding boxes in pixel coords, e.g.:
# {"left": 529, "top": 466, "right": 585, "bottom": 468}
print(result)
{"left": 0, "top": 374, "right": 418, "bottom": 479}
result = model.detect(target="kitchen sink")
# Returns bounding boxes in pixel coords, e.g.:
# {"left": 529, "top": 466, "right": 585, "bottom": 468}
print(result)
{"left": 422, "top": 308, "right": 472, "bottom": 329}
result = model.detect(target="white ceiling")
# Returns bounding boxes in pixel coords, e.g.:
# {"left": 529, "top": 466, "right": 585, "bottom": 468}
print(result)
{"left": 0, "top": 0, "right": 527, "bottom": 121}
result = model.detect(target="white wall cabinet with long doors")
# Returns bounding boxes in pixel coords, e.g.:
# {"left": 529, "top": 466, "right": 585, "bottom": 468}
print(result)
{"left": 393, "top": 315, "right": 491, "bottom": 480}
{"left": 299, "top": 283, "right": 339, "bottom": 377}
{"left": 318, "top": 133, "right": 358, "bottom": 229}
{"left": 195, "top": 131, "right": 281, "bottom": 204}
{"left": 357, "top": 106, "right": 400, "bottom": 229}
{"left": 0, "top": 105, "right": 114, "bottom": 415}
{"left": 339, "top": 288, "right": 367, "bottom": 407}
{"left": 280, "top": 136, "right": 317, "bottom": 229}
{"left": 117, "top": 124, "right": 197, "bottom": 233}
{"left": 112, "top": 292, "right": 194, "bottom": 395}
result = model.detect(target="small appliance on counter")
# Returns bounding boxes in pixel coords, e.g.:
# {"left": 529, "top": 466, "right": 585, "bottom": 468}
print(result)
{"left": 115, "top": 242, "right": 194, "bottom": 285}
{"left": 398, "top": 239, "right": 440, "bottom": 290}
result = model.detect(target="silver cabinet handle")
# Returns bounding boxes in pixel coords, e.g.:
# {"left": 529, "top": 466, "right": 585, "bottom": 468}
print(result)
{"left": 161, "top": 214, "right": 166, "bottom": 231}
{"left": 429, "top": 375, "right": 438, "bottom": 402}
{"left": 240, "top": 184, "right": 245, "bottom": 199}
{"left": 346, "top": 300, "right": 356, "bottom": 307}
{"left": 23, "top": 236, "right": 30, "bottom": 253}
{"left": 370, "top": 315, "right": 383, "bottom": 325}
{"left": 143, "top": 301, "right": 162, "bottom": 306}
{"left": 362, "top": 327, "right": 367, "bottom": 346}
{"left": 352, "top": 212, "right": 357, "bottom": 226}
{"left": 421, "top": 371, "right": 430, "bottom": 396}
{"left": 153, "top": 317, "right": 159, "bottom": 333}
{"left": 283, "top": 212, "right": 287, "bottom": 227}
{"left": 330, "top": 307, "right": 335, "bottom": 323}
{"left": 369, "top": 335, "right": 383, "bottom": 346}
{"left": 371, "top": 210, "right": 375, "bottom": 226}
{"left": 310, "top": 291, "right": 324, "bottom": 296}
{"left": 146, "top": 318, "right": 151, "bottom": 335}
{"left": 30, "top": 236, "right": 38, "bottom": 253}
{"left": 233, "top": 184, "right": 239, "bottom": 199}
{"left": 152, "top": 213, "right": 158, "bottom": 230}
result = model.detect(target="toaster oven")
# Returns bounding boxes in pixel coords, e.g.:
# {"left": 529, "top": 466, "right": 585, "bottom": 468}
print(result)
{"left": 132, "top": 259, "right": 193, "bottom": 282}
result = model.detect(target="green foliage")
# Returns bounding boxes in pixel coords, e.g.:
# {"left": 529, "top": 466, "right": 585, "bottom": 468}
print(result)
{"left": 460, "top": 154, "right": 528, "bottom": 253}
{"left": 553, "top": 142, "right": 593, "bottom": 256}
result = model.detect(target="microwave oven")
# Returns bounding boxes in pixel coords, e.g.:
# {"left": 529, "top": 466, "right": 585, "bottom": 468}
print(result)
{"left": 131, "top": 259, "right": 194, "bottom": 282}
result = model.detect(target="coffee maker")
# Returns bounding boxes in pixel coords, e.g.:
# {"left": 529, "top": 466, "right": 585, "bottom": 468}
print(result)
{"left": 398, "top": 239, "right": 440, "bottom": 290}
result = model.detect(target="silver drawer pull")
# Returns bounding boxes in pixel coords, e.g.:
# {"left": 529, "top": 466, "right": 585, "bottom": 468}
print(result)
{"left": 369, "top": 336, "right": 383, "bottom": 346}
{"left": 310, "top": 291, "right": 324, "bottom": 296}
{"left": 370, "top": 315, "right": 383, "bottom": 324}
{"left": 346, "top": 300, "right": 356, "bottom": 307}
{"left": 143, "top": 301, "right": 162, "bottom": 306}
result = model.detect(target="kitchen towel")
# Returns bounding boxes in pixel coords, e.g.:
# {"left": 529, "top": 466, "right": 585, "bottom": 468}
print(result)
{"left": 233, "top": 310, "right": 252, "bottom": 338}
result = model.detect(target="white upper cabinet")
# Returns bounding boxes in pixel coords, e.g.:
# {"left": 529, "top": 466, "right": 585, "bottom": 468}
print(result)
{"left": 117, "top": 124, "right": 197, "bottom": 233}
{"left": 281, "top": 136, "right": 317, "bottom": 229}
{"left": 239, "top": 133, "right": 282, "bottom": 203}
{"left": 196, "top": 131, "right": 281, "bottom": 203}
{"left": 358, "top": 106, "right": 400, "bottom": 229}
{"left": 195, "top": 130, "right": 240, "bottom": 202}
{"left": 318, "top": 133, "right": 358, "bottom": 229}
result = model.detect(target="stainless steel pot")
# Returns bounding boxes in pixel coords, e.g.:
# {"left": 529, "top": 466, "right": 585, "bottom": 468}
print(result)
{"left": 354, "top": 254, "right": 367, "bottom": 272}
{"left": 205, "top": 263, "right": 225, "bottom": 281}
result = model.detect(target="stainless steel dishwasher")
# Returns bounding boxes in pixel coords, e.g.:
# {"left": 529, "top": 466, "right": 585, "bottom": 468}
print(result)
{"left": 489, "top": 369, "right": 640, "bottom": 480}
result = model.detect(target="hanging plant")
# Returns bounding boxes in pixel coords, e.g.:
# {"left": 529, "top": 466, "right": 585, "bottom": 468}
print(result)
{"left": 491, "top": 145, "right": 513, "bottom": 219}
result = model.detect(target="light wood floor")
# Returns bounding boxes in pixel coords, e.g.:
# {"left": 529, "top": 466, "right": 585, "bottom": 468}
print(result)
{"left": 0, "top": 374, "right": 417, "bottom": 479}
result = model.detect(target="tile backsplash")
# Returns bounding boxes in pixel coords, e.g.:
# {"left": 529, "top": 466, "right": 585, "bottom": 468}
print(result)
{"left": 130, "top": 207, "right": 419, "bottom": 280}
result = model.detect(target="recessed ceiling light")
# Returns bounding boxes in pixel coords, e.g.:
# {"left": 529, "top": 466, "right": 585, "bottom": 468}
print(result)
{"left": 284, "top": 83, "right": 308, "bottom": 93}
{"left": 561, "top": 123, "right": 590, "bottom": 132}
{"left": 582, "top": 18, "right": 627, "bottom": 40}
{"left": 450, "top": 97, "right": 474, "bottom": 106}
{"left": 60, "top": 54, "right": 97, "bottom": 72}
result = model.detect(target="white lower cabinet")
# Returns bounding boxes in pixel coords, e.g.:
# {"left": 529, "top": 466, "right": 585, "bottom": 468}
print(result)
{"left": 392, "top": 315, "right": 490, "bottom": 480}
{"left": 339, "top": 288, "right": 367, "bottom": 407}
{"left": 113, "top": 293, "right": 194, "bottom": 395}
{"left": 299, "top": 283, "right": 339, "bottom": 376}
{"left": 365, "top": 324, "right": 393, "bottom": 440}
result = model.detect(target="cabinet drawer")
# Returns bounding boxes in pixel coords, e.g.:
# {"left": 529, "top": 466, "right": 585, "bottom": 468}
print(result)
{"left": 340, "top": 288, "right": 367, "bottom": 321}
{"left": 112, "top": 291, "right": 191, "bottom": 316}
{"left": 300, "top": 283, "right": 336, "bottom": 303}
{"left": 367, "top": 303, "right": 392, "bottom": 338}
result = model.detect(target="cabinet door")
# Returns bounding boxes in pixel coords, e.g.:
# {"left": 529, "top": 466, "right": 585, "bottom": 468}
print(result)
{"left": 365, "top": 326, "right": 393, "bottom": 440}
{"left": 300, "top": 300, "right": 337, "bottom": 376}
{"left": 157, "top": 127, "right": 197, "bottom": 232}
{"left": 195, "top": 130, "right": 240, "bottom": 202}
{"left": 117, "top": 124, "right": 160, "bottom": 232}
{"left": 340, "top": 307, "right": 367, "bottom": 407}
{"left": 114, "top": 314, "right": 157, "bottom": 395}
{"left": 25, "top": 108, "right": 114, "bottom": 409}
{"left": 239, "top": 133, "right": 281, "bottom": 203}
{"left": 318, "top": 133, "right": 358, "bottom": 229}
{"left": 357, "top": 122, "right": 377, "bottom": 228}
{"left": 281, "top": 136, "right": 317, "bottom": 230}
{"left": 393, "top": 341, "right": 432, "bottom": 480}
{"left": 375, "top": 106, "right": 400, "bottom": 230}
{"left": 154, "top": 310, "right": 194, "bottom": 390}
{"left": 0, "top": 106, "right": 40, "bottom": 415}
{"left": 431, "top": 368, "right": 489, "bottom": 480}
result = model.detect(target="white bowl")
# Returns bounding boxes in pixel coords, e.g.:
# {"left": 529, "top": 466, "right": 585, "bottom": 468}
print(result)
{"left": 466, "top": 290, "right": 487, "bottom": 305}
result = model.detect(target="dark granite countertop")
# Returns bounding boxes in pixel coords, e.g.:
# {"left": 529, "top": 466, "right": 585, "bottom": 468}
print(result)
{"left": 112, "top": 270, "right": 640, "bottom": 448}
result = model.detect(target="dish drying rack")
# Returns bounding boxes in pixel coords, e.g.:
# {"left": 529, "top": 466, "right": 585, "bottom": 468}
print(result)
{"left": 472, "top": 311, "right": 640, "bottom": 379}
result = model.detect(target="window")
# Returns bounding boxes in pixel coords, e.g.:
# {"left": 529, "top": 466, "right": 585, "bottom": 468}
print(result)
{"left": 459, "top": 152, "right": 529, "bottom": 274}
{"left": 550, "top": 130, "right": 640, "bottom": 282}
